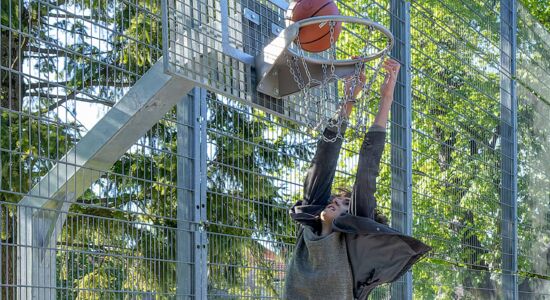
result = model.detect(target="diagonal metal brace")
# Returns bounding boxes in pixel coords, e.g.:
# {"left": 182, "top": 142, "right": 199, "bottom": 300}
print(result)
{"left": 16, "top": 59, "right": 195, "bottom": 299}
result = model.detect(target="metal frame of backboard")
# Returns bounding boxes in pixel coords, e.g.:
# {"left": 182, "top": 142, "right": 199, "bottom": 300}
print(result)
{"left": 162, "top": 0, "right": 361, "bottom": 128}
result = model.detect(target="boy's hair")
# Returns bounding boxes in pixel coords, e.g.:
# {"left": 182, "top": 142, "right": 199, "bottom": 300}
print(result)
{"left": 331, "top": 186, "right": 389, "bottom": 225}
{"left": 333, "top": 186, "right": 352, "bottom": 199}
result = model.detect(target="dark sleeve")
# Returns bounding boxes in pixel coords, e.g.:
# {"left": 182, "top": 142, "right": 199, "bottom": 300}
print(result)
{"left": 289, "top": 123, "right": 346, "bottom": 228}
{"left": 350, "top": 127, "right": 386, "bottom": 218}
{"left": 302, "top": 125, "right": 345, "bottom": 206}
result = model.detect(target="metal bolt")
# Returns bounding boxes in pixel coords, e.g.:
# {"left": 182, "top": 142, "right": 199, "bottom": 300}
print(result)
{"left": 273, "top": 88, "right": 279, "bottom": 95}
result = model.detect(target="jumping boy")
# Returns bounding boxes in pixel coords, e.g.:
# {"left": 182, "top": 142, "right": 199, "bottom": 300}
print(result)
{"left": 284, "top": 59, "right": 431, "bottom": 299}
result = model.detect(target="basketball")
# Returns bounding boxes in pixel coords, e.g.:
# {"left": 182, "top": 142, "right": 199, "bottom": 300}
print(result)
{"left": 290, "top": 0, "right": 342, "bottom": 52}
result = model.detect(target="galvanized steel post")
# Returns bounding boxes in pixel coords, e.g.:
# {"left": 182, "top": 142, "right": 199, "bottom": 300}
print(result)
{"left": 177, "top": 88, "right": 207, "bottom": 299}
{"left": 500, "top": 0, "right": 518, "bottom": 298}
{"left": 390, "top": 1, "right": 413, "bottom": 299}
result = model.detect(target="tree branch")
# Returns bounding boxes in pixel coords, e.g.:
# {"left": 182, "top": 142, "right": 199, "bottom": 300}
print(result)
{"left": 25, "top": 45, "right": 108, "bottom": 59}
{"left": 24, "top": 50, "right": 113, "bottom": 59}
{"left": 27, "top": 81, "right": 134, "bottom": 90}
{"left": 27, "top": 92, "right": 115, "bottom": 110}
{"left": 25, "top": 45, "right": 75, "bottom": 58}
{"left": 46, "top": 14, "right": 95, "bottom": 19}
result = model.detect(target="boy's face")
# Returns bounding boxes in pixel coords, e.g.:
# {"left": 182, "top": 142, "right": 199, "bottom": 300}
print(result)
{"left": 320, "top": 197, "right": 350, "bottom": 223}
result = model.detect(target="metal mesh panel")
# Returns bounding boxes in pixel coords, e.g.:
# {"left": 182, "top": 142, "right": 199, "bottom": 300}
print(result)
{"left": 204, "top": 93, "right": 302, "bottom": 298}
{"left": 0, "top": 115, "right": 193, "bottom": 298}
{"left": 409, "top": 0, "right": 505, "bottom": 297}
{"left": 516, "top": 4, "right": 550, "bottom": 297}
{"left": 1, "top": 0, "right": 550, "bottom": 298}
{"left": 164, "top": 0, "right": 394, "bottom": 133}
{"left": 0, "top": 0, "right": 190, "bottom": 298}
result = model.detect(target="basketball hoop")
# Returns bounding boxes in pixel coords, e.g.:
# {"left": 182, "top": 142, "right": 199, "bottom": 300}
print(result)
{"left": 255, "top": 15, "right": 394, "bottom": 142}
{"left": 288, "top": 16, "right": 393, "bottom": 64}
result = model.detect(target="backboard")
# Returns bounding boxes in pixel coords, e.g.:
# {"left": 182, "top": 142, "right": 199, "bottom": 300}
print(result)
{"left": 162, "top": 0, "right": 390, "bottom": 129}
{"left": 164, "top": 0, "right": 338, "bottom": 126}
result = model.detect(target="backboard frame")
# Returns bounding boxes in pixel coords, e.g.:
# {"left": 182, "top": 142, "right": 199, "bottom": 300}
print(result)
{"left": 162, "top": 0, "right": 393, "bottom": 130}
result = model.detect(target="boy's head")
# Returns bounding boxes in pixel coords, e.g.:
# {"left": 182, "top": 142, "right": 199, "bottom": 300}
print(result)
{"left": 320, "top": 187, "right": 352, "bottom": 224}
{"left": 321, "top": 186, "right": 389, "bottom": 225}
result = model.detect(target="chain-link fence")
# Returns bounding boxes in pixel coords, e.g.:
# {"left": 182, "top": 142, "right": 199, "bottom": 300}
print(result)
{"left": 0, "top": 0, "right": 549, "bottom": 299}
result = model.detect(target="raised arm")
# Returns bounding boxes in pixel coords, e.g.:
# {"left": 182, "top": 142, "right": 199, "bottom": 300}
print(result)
{"left": 373, "top": 59, "right": 400, "bottom": 127}
{"left": 301, "top": 66, "right": 366, "bottom": 206}
{"left": 351, "top": 58, "right": 400, "bottom": 218}
{"left": 289, "top": 117, "right": 347, "bottom": 229}
{"left": 301, "top": 130, "right": 343, "bottom": 206}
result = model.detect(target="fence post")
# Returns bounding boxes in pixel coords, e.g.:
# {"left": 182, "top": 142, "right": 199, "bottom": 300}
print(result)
{"left": 390, "top": 1, "right": 413, "bottom": 299}
{"left": 500, "top": 0, "right": 518, "bottom": 299}
{"left": 197, "top": 88, "right": 208, "bottom": 299}
{"left": 177, "top": 88, "right": 207, "bottom": 299}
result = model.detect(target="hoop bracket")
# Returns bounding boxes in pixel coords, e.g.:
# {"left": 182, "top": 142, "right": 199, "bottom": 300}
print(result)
{"left": 220, "top": 0, "right": 289, "bottom": 65}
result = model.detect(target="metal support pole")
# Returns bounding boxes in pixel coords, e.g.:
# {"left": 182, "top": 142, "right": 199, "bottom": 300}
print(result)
{"left": 390, "top": 1, "right": 413, "bottom": 299}
{"left": 197, "top": 89, "right": 208, "bottom": 299}
{"left": 500, "top": 0, "right": 518, "bottom": 299}
{"left": 177, "top": 92, "right": 194, "bottom": 299}
{"left": 177, "top": 88, "right": 208, "bottom": 299}
{"left": 17, "top": 206, "right": 58, "bottom": 299}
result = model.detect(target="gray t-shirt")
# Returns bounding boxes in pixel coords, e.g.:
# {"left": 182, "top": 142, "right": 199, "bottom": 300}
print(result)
{"left": 284, "top": 227, "right": 354, "bottom": 300}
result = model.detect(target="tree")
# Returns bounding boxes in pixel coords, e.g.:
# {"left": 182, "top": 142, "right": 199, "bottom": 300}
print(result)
{"left": 204, "top": 93, "right": 311, "bottom": 297}
{"left": 520, "top": 0, "right": 550, "bottom": 30}
{"left": 515, "top": 0, "right": 550, "bottom": 296}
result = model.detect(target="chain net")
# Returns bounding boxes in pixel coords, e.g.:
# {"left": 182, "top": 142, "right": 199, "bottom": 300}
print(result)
{"left": 286, "top": 20, "right": 391, "bottom": 142}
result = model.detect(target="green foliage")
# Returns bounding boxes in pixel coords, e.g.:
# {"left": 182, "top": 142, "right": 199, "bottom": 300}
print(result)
{"left": 205, "top": 93, "right": 310, "bottom": 296}
{"left": 0, "top": 111, "right": 76, "bottom": 202}
{"left": 1, "top": 0, "right": 549, "bottom": 297}
{"left": 406, "top": 0, "right": 505, "bottom": 297}
{"left": 334, "top": 0, "right": 549, "bottom": 297}
{"left": 1, "top": 0, "right": 169, "bottom": 297}
{"left": 1, "top": 0, "right": 20, "bottom": 28}
{"left": 520, "top": 0, "right": 550, "bottom": 30}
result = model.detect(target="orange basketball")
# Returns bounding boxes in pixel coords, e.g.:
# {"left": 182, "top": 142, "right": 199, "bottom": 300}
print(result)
{"left": 290, "top": 0, "right": 342, "bottom": 52}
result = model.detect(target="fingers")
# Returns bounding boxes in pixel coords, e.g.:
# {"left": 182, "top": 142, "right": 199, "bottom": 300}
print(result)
{"left": 382, "top": 59, "right": 400, "bottom": 85}
{"left": 382, "top": 58, "right": 400, "bottom": 75}
{"left": 344, "top": 56, "right": 367, "bottom": 86}
{"left": 345, "top": 58, "right": 400, "bottom": 94}
{"left": 382, "top": 58, "right": 400, "bottom": 67}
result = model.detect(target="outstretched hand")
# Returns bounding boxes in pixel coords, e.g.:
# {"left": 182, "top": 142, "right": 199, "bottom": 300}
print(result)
{"left": 344, "top": 58, "right": 367, "bottom": 102}
{"left": 373, "top": 58, "right": 401, "bottom": 127}
{"left": 341, "top": 58, "right": 401, "bottom": 120}
{"left": 380, "top": 58, "right": 400, "bottom": 100}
